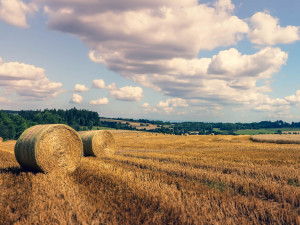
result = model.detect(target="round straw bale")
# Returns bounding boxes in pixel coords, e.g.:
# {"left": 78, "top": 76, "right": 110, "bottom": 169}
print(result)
{"left": 0, "top": 137, "right": 2, "bottom": 142}
{"left": 78, "top": 130, "right": 115, "bottom": 157}
{"left": 14, "top": 124, "right": 83, "bottom": 173}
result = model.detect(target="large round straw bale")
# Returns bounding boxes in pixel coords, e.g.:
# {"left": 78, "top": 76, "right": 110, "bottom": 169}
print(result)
{"left": 14, "top": 124, "right": 83, "bottom": 173}
{"left": 78, "top": 130, "right": 115, "bottom": 157}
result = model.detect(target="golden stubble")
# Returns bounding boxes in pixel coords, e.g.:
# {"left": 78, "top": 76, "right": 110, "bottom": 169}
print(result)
{"left": 0, "top": 133, "right": 299, "bottom": 224}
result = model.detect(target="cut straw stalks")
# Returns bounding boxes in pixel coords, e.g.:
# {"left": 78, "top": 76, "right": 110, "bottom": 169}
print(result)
{"left": 14, "top": 124, "right": 83, "bottom": 173}
{"left": 250, "top": 134, "right": 300, "bottom": 144}
{"left": 78, "top": 130, "right": 115, "bottom": 157}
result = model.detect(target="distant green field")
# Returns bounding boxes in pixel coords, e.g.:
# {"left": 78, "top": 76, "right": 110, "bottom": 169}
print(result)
{"left": 235, "top": 128, "right": 300, "bottom": 135}
{"left": 78, "top": 126, "right": 115, "bottom": 131}
{"left": 92, "top": 126, "right": 115, "bottom": 130}
{"left": 212, "top": 128, "right": 227, "bottom": 134}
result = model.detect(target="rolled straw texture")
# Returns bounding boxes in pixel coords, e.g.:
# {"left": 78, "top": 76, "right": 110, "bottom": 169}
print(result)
{"left": 14, "top": 124, "right": 83, "bottom": 173}
{"left": 78, "top": 130, "right": 115, "bottom": 157}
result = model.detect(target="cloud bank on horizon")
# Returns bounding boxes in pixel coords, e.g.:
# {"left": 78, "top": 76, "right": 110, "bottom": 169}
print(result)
{"left": 0, "top": 0, "right": 300, "bottom": 121}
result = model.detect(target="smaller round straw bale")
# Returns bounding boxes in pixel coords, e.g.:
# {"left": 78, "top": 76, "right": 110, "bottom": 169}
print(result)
{"left": 0, "top": 137, "right": 2, "bottom": 142}
{"left": 14, "top": 124, "right": 83, "bottom": 173}
{"left": 78, "top": 130, "right": 115, "bottom": 157}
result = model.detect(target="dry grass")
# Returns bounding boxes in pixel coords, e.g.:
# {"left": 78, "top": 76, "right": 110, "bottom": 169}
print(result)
{"left": 251, "top": 134, "right": 300, "bottom": 144}
{"left": 14, "top": 124, "right": 83, "bottom": 173}
{"left": 0, "top": 133, "right": 299, "bottom": 224}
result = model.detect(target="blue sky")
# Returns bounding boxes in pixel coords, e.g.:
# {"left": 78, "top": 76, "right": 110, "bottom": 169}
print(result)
{"left": 0, "top": 0, "right": 300, "bottom": 122}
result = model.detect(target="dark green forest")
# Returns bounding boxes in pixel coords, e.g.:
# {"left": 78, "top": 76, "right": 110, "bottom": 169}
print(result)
{"left": 1, "top": 108, "right": 300, "bottom": 140}
{"left": 0, "top": 108, "right": 100, "bottom": 140}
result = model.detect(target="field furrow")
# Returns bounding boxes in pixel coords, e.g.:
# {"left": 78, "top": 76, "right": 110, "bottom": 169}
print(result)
{"left": 120, "top": 153, "right": 299, "bottom": 184}
{"left": 73, "top": 157, "right": 299, "bottom": 224}
{"left": 103, "top": 155, "right": 300, "bottom": 209}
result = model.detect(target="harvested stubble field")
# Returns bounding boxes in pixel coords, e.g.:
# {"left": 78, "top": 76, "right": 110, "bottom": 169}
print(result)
{"left": 0, "top": 133, "right": 299, "bottom": 224}
{"left": 251, "top": 134, "right": 300, "bottom": 144}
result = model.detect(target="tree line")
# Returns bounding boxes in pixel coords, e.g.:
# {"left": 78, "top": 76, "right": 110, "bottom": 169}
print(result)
{"left": 169, "top": 121, "right": 298, "bottom": 135}
{"left": 0, "top": 108, "right": 100, "bottom": 140}
{"left": 101, "top": 118, "right": 300, "bottom": 135}
{"left": 2, "top": 108, "right": 300, "bottom": 140}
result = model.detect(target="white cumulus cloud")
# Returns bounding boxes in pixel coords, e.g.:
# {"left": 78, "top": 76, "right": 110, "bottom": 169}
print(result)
{"left": 70, "top": 93, "right": 82, "bottom": 104}
{"left": 110, "top": 86, "right": 143, "bottom": 101}
{"left": 89, "top": 97, "right": 109, "bottom": 105}
{"left": 0, "top": 0, "right": 38, "bottom": 28}
{"left": 0, "top": 57, "right": 63, "bottom": 100}
{"left": 253, "top": 96, "right": 290, "bottom": 112}
{"left": 285, "top": 90, "right": 300, "bottom": 104}
{"left": 74, "top": 83, "right": 89, "bottom": 92}
{"left": 143, "top": 98, "right": 189, "bottom": 114}
{"left": 20, "top": 0, "right": 299, "bottom": 114}
{"left": 43, "top": 0, "right": 248, "bottom": 72}
{"left": 92, "top": 79, "right": 116, "bottom": 90}
{"left": 133, "top": 47, "right": 287, "bottom": 106}
{"left": 207, "top": 47, "right": 287, "bottom": 79}
{"left": 93, "top": 78, "right": 143, "bottom": 101}
{"left": 248, "top": 12, "right": 300, "bottom": 45}
{"left": 92, "top": 79, "right": 106, "bottom": 89}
